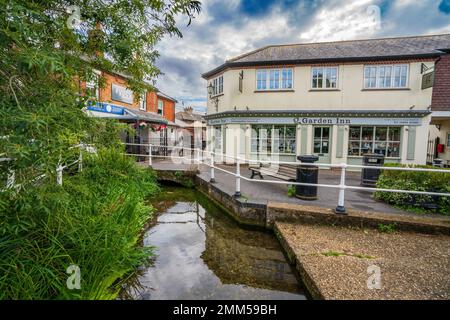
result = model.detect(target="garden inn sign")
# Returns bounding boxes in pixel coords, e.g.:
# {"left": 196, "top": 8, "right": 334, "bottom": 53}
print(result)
{"left": 207, "top": 116, "right": 423, "bottom": 126}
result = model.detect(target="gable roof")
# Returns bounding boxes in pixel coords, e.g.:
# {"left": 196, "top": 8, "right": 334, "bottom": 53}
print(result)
{"left": 175, "top": 110, "right": 205, "bottom": 122}
{"left": 202, "top": 34, "right": 450, "bottom": 79}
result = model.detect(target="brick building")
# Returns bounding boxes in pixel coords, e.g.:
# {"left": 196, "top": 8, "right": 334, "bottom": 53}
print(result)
{"left": 81, "top": 69, "right": 178, "bottom": 150}
{"left": 429, "top": 51, "right": 450, "bottom": 165}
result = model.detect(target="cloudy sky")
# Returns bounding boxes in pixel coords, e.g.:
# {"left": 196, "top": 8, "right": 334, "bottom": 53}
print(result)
{"left": 154, "top": 0, "right": 450, "bottom": 113}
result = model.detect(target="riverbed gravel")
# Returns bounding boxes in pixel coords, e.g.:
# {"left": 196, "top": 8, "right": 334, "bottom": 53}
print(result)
{"left": 276, "top": 222, "right": 450, "bottom": 300}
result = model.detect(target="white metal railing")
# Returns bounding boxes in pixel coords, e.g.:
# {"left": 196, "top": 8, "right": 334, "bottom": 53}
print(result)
{"left": 123, "top": 142, "right": 450, "bottom": 214}
{"left": 1, "top": 145, "right": 89, "bottom": 191}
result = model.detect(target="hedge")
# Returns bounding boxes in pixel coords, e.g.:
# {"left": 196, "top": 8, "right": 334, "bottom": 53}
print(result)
{"left": 374, "top": 163, "right": 450, "bottom": 215}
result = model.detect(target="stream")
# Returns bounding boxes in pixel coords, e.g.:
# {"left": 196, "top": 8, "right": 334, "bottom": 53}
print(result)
{"left": 121, "top": 186, "right": 306, "bottom": 300}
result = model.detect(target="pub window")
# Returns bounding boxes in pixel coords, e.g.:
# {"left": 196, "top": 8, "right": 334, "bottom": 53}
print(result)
{"left": 139, "top": 92, "right": 146, "bottom": 111}
{"left": 214, "top": 126, "right": 222, "bottom": 150}
{"left": 157, "top": 100, "right": 164, "bottom": 115}
{"left": 86, "top": 73, "right": 99, "bottom": 100}
{"left": 364, "top": 64, "right": 408, "bottom": 89}
{"left": 210, "top": 75, "right": 223, "bottom": 96}
{"left": 311, "top": 67, "right": 338, "bottom": 89}
{"left": 313, "top": 127, "right": 330, "bottom": 153}
{"left": 251, "top": 125, "right": 296, "bottom": 154}
{"left": 256, "top": 68, "right": 293, "bottom": 91}
{"left": 447, "top": 133, "right": 450, "bottom": 148}
{"left": 348, "top": 126, "right": 401, "bottom": 158}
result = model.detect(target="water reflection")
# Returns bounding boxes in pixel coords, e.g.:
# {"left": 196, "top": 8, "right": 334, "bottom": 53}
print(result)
{"left": 121, "top": 187, "right": 306, "bottom": 300}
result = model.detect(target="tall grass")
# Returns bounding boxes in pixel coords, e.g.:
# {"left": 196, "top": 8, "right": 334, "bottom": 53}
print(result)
{"left": 0, "top": 148, "right": 159, "bottom": 299}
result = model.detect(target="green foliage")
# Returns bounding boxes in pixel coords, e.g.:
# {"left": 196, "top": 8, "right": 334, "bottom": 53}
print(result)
{"left": 374, "top": 163, "right": 450, "bottom": 215}
{"left": 0, "top": 149, "right": 159, "bottom": 299}
{"left": 377, "top": 223, "right": 396, "bottom": 234}
{"left": 0, "top": 0, "right": 201, "bottom": 299}
{"left": 0, "top": 0, "right": 201, "bottom": 182}
{"left": 287, "top": 185, "right": 296, "bottom": 197}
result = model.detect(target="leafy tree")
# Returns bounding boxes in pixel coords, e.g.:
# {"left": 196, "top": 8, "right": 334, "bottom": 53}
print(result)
{"left": 0, "top": 0, "right": 201, "bottom": 185}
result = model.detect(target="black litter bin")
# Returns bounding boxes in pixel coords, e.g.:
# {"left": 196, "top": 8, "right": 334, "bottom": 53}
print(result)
{"left": 296, "top": 155, "right": 319, "bottom": 200}
{"left": 361, "top": 153, "right": 385, "bottom": 187}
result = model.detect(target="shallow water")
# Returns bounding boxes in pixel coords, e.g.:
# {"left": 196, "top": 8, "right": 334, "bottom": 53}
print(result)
{"left": 121, "top": 186, "right": 306, "bottom": 300}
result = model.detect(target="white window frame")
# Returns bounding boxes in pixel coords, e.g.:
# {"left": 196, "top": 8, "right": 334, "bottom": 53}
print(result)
{"left": 255, "top": 68, "right": 294, "bottom": 91}
{"left": 157, "top": 99, "right": 164, "bottom": 115}
{"left": 86, "top": 70, "right": 100, "bottom": 100}
{"left": 139, "top": 92, "right": 147, "bottom": 111}
{"left": 348, "top": 126, "right": 402, "bottom": 158}
{"left": 311, "top": 66, "right": 338, "bottom": 89}
{"left": 363, "top": 64, "right": 409, "bottom": 89}
{"left": 210, "top": 75, "right": 224, "bottom": 97}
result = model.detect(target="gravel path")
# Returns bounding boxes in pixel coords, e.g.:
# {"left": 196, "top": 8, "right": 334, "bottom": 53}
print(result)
{"left": 276, "top": 222, "right": 450, "bottom": 300}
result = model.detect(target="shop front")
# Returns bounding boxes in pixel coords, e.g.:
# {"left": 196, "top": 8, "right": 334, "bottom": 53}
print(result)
{"left": 206, "top": 110, "right": 431, "bottom": 168}
{"left": 84, "top": 101, "right": 168, "bottom": 155}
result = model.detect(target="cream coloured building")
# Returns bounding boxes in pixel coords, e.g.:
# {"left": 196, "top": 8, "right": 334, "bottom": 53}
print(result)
{"left": 202, "top": 34, "right": 450, "bottom": 167}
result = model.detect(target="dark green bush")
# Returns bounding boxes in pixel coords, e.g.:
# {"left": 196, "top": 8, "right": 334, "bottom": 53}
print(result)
{"left": 374, "top": 163, "right": 450, "bottom": 215}
{"left": 0, "top": 148, "right": 159, "bottom": 299}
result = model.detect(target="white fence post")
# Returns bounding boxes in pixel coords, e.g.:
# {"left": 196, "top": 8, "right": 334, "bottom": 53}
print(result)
{"left": 78, "top": 151, "right": 83, "bottom": 172}
{"left": 148, "top": 144, "right": 152, "bottom": 166}
{"left": 235, "top": 156, "right": 241, "bottom": 197}
{"left": 210, "top": 151, "right": 215, "bottom": 183}
{"left": 56, "top": 164, "right": 63, "bottom": 186}
{"left": 6, "top": 169, "right": 15, "bottom": 189}
{"left": 335, "top": 163, "right": 347, "bottom": 214}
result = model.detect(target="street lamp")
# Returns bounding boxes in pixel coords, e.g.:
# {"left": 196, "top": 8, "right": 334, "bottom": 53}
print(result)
{"left": 207, "top": 82, "right": 219, "bottom": 112}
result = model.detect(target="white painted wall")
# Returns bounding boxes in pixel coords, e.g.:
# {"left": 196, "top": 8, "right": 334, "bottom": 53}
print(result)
{"left": 207, "top": 61, "right": 434, "bottom": 113}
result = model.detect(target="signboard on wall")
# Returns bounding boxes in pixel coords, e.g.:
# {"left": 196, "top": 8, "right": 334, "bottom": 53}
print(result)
{"left": 111, "top": 84, "right": 134, "bottom": 104}
{"left": 421, "top": 71, "right": 434, "bottom": 90}
{"left": 87, "top": 102, "right": 125, "bottom": 115}
{"left": 207, "top": 116, "right": 423, "bottom": 126}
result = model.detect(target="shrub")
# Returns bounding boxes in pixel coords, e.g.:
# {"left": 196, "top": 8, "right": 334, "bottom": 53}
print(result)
{"left": 287, "top": 185, "right": 296, "bottom": 197}
{"left": 374, "top": 163, "right": 450, "bottom": 215}
{"left": 0, "top": 148, "right": 159, "bottom": 299}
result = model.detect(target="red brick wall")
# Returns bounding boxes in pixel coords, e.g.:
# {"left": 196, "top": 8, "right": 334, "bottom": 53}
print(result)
{"left": 80, "top": 72, "right": 176, "bottom": 120}
{"left": 99, "top": 72, "right": 141, "bottom": 109}
{"left": 161, "top": 97, "right": 175, "bottom": 122}
{"left": 431, "top": 54, "right": 450, "bottom": 111}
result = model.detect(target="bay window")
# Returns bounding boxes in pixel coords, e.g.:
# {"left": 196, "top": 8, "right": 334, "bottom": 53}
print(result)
{"left": 256, "top": 68, "right": 293, "bottom": 91}
{"left": 312, "top": 67, "right": 338, "bottom": 89}
{"left": 348, "top": 126, "right": 401, "bottom": 158}
{"left": 364, "top": 64, "right": 408, "bottom": 89}
{"left": 251, "top": 125, "right": 296, "bottom": 154}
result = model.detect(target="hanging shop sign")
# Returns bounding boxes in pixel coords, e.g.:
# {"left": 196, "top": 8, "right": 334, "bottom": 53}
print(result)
{"left": 111, "top": 84, "right": 134, "bottom": 104}
{"left": 207, "top": 116, "right": 423, "bottom": 126}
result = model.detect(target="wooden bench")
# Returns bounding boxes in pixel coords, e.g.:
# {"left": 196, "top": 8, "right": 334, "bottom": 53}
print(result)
{"left": 249, "top": 163, "right": 298, "bottom": 181}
